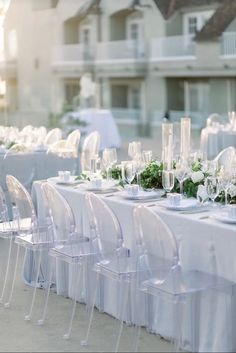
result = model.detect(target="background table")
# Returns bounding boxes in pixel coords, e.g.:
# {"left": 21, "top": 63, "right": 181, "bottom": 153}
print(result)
{"left": 30, "top": 180, "right": 236, "bottom": 352}
{"left": 62, "top": 109, "right": 121, "bottom": 150}
{"left": 201, "top": 126, "right": 236, "bottom": 159}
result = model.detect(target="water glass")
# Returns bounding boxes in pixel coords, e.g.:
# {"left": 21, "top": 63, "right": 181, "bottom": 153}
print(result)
{"left": 128, "top": 141, "right": 142, "bottom": 161}
{"left": 162, "top": 170, "right": 175, "bottom": 194}
{"left": 124, "top": 162, "right": 136, "bottom": 185}
{"left": 206, "top": 176, "right": 219, "bottom": 206}
{"left": 175, "top": 158, "right": 190, "bottom": 195}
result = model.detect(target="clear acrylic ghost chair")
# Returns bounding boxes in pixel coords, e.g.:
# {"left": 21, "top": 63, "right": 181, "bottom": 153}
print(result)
{"left": 44, "top": 128, "right": 62, "bottom": 146}
{"left": 214, "top": 146, "right": 235, "bottom": 170}
{"left": 1, "top": 175, "right": 52, "bottom": 318}
{"left": 81, "top": 192, "right": 137, "bottom": 352}
{"left": 206, "top": 113, "right": 227, "bottom": 128}
{"left": 38, "top": 183, "right": 97, "bottom": 340}
{"left": 81, "top": 131, "right": 101, "bottom": 173}
{"left": 133, "top": 205, "right": 235, "bottom": 352}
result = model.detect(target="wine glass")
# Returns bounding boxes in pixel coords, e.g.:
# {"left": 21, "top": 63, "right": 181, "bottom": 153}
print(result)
{"left": 124, "top": 162, "right": 136, "bottom": 185}
{"left": 218, "top": 168, "right": 232, "bottom": 206}
{"left": 174, "top": 157, "right": 190, "bottom": 195}
{"left": 162, "top": 170, "right": 175, "bottom": 194}
{"left": 128, "top": 141, "right": 141, "bottom": 161}
{"left": 102, "top": 148, "right": 117, "bottom": 181}
{"left": 205, "top": 176, "right": 220, "bottom": 206}
{"left": 142, "top": 150, "right": 152, "bottom": 164}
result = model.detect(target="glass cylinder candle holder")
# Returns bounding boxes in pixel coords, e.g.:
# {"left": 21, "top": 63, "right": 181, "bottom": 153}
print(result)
{"left": 180, "top": 117, "right": 191, "bottom": 161}
{"left": 162, "top": 123, "right": 173, "bottom": 170}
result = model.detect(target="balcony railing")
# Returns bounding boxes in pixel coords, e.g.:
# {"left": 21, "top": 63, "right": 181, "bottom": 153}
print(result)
{"left": 111, "top": 108, "right": 141, "bottom": 123}
{"left": 151, "top": 35, "right": 195, "bottom": 60}
{"left": 96, "top": 40, "right": 146, "bottom": 62}
{"left": 151, "top": 110, "right": 206, "bottom": 128}
{"left": 52, "top": 44, "right": 94, "bottom": 63}
{"left": 221, "top": 32, "right": 236, "bottom": 57}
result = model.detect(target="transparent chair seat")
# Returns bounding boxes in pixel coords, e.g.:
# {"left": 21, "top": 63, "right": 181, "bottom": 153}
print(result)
{"left": 140, "top": 268, "right": 234, "bottom": 301}
{"left": 49, "top": 241, "right": 97, "bottom": 264}
{"left": 94, "top": 255, "right": 137, "bottom": 281}
{"left": 0, "top": 217, "right": 32, "bottom": 238}
{"left": 15, "top": 229, "right": 52, "bottom": 250}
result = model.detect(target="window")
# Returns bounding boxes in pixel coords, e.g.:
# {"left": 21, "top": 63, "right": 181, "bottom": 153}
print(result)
{"left": 184, "top": 10, "right": 214, "bottom": 36}
{"left": 126, "top": 19, "right": 144, "bottom": 42}
{"left": 128, "top": 87, "right": 141, "bottom": 109}
{"left": 64, "top": 81, "right": 80, "bottom": 106}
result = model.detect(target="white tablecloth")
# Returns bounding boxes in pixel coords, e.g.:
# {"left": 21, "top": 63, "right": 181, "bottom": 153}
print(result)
{"left": 30, "top": 180, "right": 236, "bottom": 352}
{"left": 63, "top": 109, "right": 121, "bottom": 150}
{"left": 201, "top": 127, "right": 236, "bottom": 159}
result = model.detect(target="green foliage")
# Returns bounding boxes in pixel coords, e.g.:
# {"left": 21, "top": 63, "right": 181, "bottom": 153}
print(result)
{"left": 6, "top": 141, "right": 16, "bottom": 149}
{"left": 140, "top": 161, "right": 163, "bottom": 189}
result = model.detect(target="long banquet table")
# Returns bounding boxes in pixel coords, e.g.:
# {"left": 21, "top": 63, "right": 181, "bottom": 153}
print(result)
{"left": 0, "top": 151, "right": 79, "bottom": 190}
{"left": 30, "top": 179, "right": 236, "bottom": 352}
{"left": 201, "top": 127, "right": 236, "bottom": 159}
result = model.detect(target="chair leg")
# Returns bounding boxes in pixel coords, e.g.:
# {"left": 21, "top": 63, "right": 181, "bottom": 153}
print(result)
{"left": 63, "top": 263, "right": 82, "bottom": 340}
{"left": 115, "top": 279, "right": 130, "bottom": 353}
{"left": 133, "top": 325, "right": 141, "bottom": 353}
{"left": 80, "top": 272, "right": 99, "bottom": 346}
{"left": 4, "top": 243, "right": 20, "bottom": 308}
{"left": 25, "top": 250, "right": 42, "bottom": 321}
{"left": 0, "top": 237, "right": 13, "bottom": 304}
{"left": 38, "top": 257, "right": 54, "bottom": 326}
{"left": 190, "top": 293, "right": 201, "bottom": 352}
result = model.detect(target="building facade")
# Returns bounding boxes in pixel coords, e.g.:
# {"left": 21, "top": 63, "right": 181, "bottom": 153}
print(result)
{"left": 0, "top": 0, "right": 236, "bottom": 137}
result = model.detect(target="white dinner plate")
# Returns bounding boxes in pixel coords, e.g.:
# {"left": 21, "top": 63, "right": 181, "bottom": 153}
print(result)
{"left": 48, "top": 176, "right": 84, "bottom": 186}
{"left": 85, "top": 187, "right": 119, "bottom": 194}
{"left": 119, "top": 189, "right": 164, "bottom": 201}
{"left": 160, "top": 199, "right": 199, "bottom": 211}
{"left": 211, "top": 212, "right": 236, "bottom": 225}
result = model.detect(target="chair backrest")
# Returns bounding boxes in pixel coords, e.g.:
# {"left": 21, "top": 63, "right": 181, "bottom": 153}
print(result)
{"left": 44, "top": 128, "right": 62, "bottom": 146}
{"left": 0, "top": 185, "right": 8, "bottom": 222}
{"left": 81, "top": 131, "right": 101, "bottom": 172}
{"left": 82, "top": 131, "right": 100, "bottom": 155}
{"left": 206, "top": 113, "right": 226, "bottom": 128}
{"left": 133, "top": 205, "right": 179, "bottom": 282}
{"left": 41, "top": 182, "right": 76, "bottom": 244}
{"left": 6, "top": 175, "right": 35, "bottom": 218}
{"left": 67, "top": 129, "right": 81, "bottom": 152}
{"left": 214, "top": 146, "right": 235, "bottom": 169}
{"left": 85, "top": 192, "right": 124, "bottom": 259}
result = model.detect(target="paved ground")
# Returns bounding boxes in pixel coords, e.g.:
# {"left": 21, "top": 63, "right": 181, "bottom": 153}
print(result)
{"left": 0, "top": 238, "right": 174, "bottom": 352}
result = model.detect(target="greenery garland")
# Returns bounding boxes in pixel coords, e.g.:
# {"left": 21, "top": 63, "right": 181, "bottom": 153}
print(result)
{"left": 106, "top": 160, "right": 236, "bottom": 204}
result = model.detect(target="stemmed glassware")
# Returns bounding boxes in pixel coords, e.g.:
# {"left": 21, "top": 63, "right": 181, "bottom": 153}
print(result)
{"left": 123, "top": 162, "right": 136, "bottom": 186}
{"left": 162, "top": 170, "right": 175, "bottom": 194}
{"left": 218, "top": 168, "right": 232, "bottom": 206}
{"left": 128, "top": 141, "right": 142, "bottom": 161}
{"left": 205, "top": 176, "right": 220, "bottom": 207}
{"left": 174, "top": 157, "right": 191, "bottom": 195}
{"left": 102, "top": 148, "right": 117, "bottom": 181}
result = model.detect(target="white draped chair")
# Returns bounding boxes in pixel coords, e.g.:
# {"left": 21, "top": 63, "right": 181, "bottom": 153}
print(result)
{"left": 81, "top": 131, "right": 101, "bottom": 173}
{"left": 44, "top": 128, "right": 62, "bottom": 146}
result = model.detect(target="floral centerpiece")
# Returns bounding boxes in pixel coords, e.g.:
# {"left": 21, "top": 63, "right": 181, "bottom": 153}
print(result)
{"left": 105, "top": 159, "right": 236, "bottom": 204}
